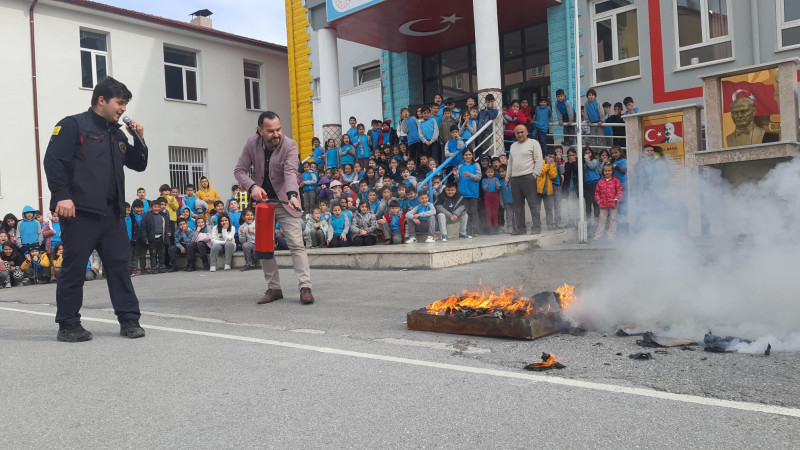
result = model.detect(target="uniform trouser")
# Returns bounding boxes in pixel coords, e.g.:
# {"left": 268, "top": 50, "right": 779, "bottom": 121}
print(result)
{"left": 436, "top": 212, "right": 468, "bottom": 236}
{"left": 583, "top": 182, "right": 600, "bottom": 220}
{"left": 404, "top": 218, "right": 435, "bottom": 238}
{"left": 302, "top": 190, "right": 317, "bottom": 212}
{"left": 510, "top": 174, "right": 538, "bottom": 231}
{"left": 379, "top": 224, "right": 403, "bottom": 244}
{"left": 308, "top": 229, "right": 326, "bottom": 247}
{"left": 56, "top": 204, "right": 140, "bottom": 325}
{"left": 133, "top": 241, "right": 147, "bottom": 271}
{"left": 352, "top": 234, "right": 377, "bottom": 246}
{"left": 552, "top": 186, "right": 563, "bottom": 225}
{"left": 503, "top": 204, "right": 515, "bottom": 232}
{"left": 210, "top": 242, "right": 235, "bottom": 267}
{"left": 0, "top": 270, "right": 10, "bottom": 286}
{"left": 260, "top": 206, "right": 311, "bottom": 291}
{"left": 149, "top": 240, "right": 166, "bottom": 270}
{"left": 462, "top": 197, "right": 479, "bottom": 235}
{"left": 533, "top": 129, "right": 548, "bottom": 153}
{"left": 241, "top": 241, "right": 256, "bottom": 265}
{"left": 168, "top": 242, "right": 197, "bottom": 268}
{"left": 327, "top": 236, "right": 350, "bottom": 247}
{"left": 409, "top": 142, "right": 423, "bottom": 163}
{"left": 562, "top": 125, "right": 576, "bottom": 144}
{"left": 484, "top": 192, "right": 500, "bottom": 227}
{"left": 534, "top": 193, "right": 555, "bottom": 228}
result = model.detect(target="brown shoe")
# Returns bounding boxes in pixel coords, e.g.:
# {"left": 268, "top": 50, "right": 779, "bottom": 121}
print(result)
{"left": 300, "top": 287, "right": 315, "bottom": 304}
{"left": 510, "top": 229, "right": 523, "bottom": 236}
{"left": 530, "top": 228, "right": 541, "bottom": 235}
{"left": 257, "top": 289, "right": 284, "bottom": 304}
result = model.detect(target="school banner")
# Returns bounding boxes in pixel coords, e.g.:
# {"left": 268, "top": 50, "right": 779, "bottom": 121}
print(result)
{"left": 720, "top": 69, "right": 782, "bottom": 148}
{"left": 642, "top": 111, "right": 685, "bottom": 172}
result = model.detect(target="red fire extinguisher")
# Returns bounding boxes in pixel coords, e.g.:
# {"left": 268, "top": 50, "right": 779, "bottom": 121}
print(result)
{"left": 254, "top": 202, "right": 275, "bottom": 260}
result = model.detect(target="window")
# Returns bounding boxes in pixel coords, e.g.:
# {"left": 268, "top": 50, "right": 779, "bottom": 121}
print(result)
{"left": 357, "top": 64, "right": 381, "bottom": 85}
{"left": 592, "top": 0, "right": 640, "bottom": 84}
{"left": 675, "top": 0, "right": 732, "bottom": 67}
{"left": 244, "top": 61, "right": 261, "bottom": 110}
{"left": 164, "top": 46, "right": 199, "bottom": 101}
{"left": 778, "top": 0, "right": 800, "bottom": 49}
{"left": 169, "top": 146, "right": 207, "bottom": 192}
{"left": 80, "top": 30, "right": 108, "bottom": 88}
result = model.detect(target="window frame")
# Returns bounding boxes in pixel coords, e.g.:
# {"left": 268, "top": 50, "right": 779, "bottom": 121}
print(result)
{"left": 777, "top": 0, "right": 800, "bottom": 51}
{"left": 355, "top": 62, "right": 381, "bottom": 85}
{"left": 673, "top": 0, "right": 734, "bottom": 69}
{"left": 168, "top": 146, "right": 208, "bottom": 193}
{"left": 243, "top": 60, "right": 262, "bottom": 110}
{"left": 163, "top": 45, "right": 201, "bottom": 102}
{"left": 79, "top": 29, "right": 109, "bottom": 89}
{"left": 590, "top": 0, "right": 641, "bottom": 86}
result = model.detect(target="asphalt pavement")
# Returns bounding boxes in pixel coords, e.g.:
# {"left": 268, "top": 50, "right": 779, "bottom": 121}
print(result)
{"left": 1, "top": 244, "right": 798, "bottom": 448}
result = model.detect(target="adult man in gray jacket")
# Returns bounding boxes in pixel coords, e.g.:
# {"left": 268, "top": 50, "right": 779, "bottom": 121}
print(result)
{"left": 234, "top": 112, "right": 314, "bottom": 305}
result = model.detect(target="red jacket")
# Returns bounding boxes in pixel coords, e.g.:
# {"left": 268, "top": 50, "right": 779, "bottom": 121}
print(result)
{"left": 504, "top": 110, "right": 528, "bottom": 137}
{"left": 381, "top": 212, "right": 405, "bottom": 241}
{"left": 594, "top": 176, "right": 623, "bottom": 209}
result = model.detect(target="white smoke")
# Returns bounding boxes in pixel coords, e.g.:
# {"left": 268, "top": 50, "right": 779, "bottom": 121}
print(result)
{"left": 565, "top": 155, "right": 800, "bottom": 353}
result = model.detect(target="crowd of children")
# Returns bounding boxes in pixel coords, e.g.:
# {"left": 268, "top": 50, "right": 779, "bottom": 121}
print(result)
{"left": 0, "top": 90, "right": 646, "bottom": 286}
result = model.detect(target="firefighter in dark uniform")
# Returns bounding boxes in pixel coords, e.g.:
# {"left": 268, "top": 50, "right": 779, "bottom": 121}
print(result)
{"left": 43, "top": 77, "right": 148, "bottom": 342}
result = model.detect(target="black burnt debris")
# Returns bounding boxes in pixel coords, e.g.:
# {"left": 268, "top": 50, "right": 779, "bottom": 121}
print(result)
{"left": 629, "top": 352, "right": 654, "bottom": 360}
{"left": 703, "top": 331, "right": 752, "bottom": 353}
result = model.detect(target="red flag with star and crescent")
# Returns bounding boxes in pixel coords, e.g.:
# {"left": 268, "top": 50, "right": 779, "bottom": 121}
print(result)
{"left": 720, "top": 69, "right": 780, "bottom": 116}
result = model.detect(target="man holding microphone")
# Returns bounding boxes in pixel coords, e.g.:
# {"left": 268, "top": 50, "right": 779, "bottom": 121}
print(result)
{"left": 43, "top": 77, "right": 148, "bottom": 342}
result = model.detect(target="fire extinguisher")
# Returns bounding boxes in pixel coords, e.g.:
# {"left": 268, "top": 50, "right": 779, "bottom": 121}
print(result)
{"left": 254, "top": 202, "right": 276, "bottom": 260}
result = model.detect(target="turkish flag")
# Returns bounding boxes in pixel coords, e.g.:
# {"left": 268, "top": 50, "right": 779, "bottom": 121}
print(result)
{"left": 721, "top": 74, "right": 780, "bottom": 115}
{"left": 644, "top": 121, "right": 683, "bottom": 145}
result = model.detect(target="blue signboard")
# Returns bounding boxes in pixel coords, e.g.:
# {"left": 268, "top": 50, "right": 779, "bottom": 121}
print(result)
{"left": 327, "top": 0, "right": 386, "bottom": 22}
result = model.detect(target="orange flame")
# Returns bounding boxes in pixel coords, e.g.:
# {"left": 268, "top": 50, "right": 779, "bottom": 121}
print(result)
{"left": 425, "top": 286, "right": 534, "bottom": 318}
{"left": 555, "top": 283, "right": 577, "bottom": 309}
{"left": 530, "top": 353, "right": 565, "bottom": 368}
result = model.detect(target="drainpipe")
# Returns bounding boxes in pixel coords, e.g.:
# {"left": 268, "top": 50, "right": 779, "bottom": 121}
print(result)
{"left": 750, "top": 0, "right": 760, "bottom": 64}
{"left": 29, "top": 0, "right": 44, "bottom": 213}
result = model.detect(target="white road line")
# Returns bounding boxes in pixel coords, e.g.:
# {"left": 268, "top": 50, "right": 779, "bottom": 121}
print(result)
{"left": 3, "top": 306, "right": 799, "bottom": 419}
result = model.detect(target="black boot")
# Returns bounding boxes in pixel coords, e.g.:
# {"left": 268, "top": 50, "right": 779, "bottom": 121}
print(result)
{"left": 57, "top": 323, "right": 93, "bottom": 342}
{"left": 120, "top": 320, "right": 146, "bottom": 339}
{"left": 201, "top": 256, "right": 210, "bottom": 271}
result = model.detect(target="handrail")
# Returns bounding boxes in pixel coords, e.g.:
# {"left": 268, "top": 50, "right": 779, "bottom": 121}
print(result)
{"left": 416, "top": 119, "right": 495, "bottom": 193}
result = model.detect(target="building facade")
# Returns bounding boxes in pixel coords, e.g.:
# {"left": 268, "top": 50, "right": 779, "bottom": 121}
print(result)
{"left": 287, "top": 0, "right": 800, "bottom": 157}
{"left": 1, "top": 0, "right": 290, "bottom": 215}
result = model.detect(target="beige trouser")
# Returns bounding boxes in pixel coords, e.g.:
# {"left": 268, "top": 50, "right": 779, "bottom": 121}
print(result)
{"left": 594, "top": 208, "right": 617, "bottom": 239}
{"left": 260, "top": 205, "right": 311, "bottom": 290}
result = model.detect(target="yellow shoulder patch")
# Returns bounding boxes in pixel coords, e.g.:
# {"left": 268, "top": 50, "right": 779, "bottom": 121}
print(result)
{"left": 52, "top": 126, "right": 62, "bottom": 136}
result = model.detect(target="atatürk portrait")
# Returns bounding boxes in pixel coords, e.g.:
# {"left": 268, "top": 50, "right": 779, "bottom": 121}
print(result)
{"left": 726, "top": 97, "right": 779, "bottom": 147}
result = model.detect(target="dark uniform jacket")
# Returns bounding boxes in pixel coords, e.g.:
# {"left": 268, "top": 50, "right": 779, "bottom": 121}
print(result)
{"left": 43, "top": 108, "right": 148, "bottom": 218}
{"left": 141, "top": 211, "right": 171, "bottom": 244}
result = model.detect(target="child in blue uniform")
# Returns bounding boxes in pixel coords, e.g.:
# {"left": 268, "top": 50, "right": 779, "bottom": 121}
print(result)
{"left": 453, "top": 149, "right": 482, "bottom": 236}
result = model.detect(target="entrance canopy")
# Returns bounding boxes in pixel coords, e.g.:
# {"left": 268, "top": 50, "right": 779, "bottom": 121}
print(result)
{"left": 326, "top": 0, "right": 561, "bottom": 55}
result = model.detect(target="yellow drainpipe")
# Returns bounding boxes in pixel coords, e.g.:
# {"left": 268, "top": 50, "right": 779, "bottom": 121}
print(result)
{"left": 285, "top": 0, "right": 314, "bottom": 158}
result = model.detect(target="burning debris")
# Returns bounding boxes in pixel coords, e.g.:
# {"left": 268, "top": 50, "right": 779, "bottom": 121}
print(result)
{"left": 407, "top": 284, "right": 577, "bottom": 340}
{"left": 524, "top": 353, "right": 566, "bottom": 371}
{"left": 629, "top": 352, "right": 654, "bottom": 360}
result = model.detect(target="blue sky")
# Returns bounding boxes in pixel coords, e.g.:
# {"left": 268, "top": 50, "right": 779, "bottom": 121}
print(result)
{"left": 96, "top": 0, "right": 288, "bottom": 45}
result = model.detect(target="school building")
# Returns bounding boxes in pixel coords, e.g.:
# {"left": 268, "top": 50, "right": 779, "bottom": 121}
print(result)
{"left": 285, "top": 0, "right": 800, "bottom": 158}
{"left": 1, "top": 0, "right": 290, "bottom": 215}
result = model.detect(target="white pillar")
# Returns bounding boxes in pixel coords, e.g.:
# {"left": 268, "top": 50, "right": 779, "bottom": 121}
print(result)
{"left": 318, "top": 28, "right": 343, "bottom": 146}
{"left": 472, "top": 0, "right": 504, "bottom": 156}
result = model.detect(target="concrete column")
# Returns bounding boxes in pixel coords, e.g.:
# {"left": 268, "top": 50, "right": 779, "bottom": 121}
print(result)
{"left": 702, "top": 76, "right": 723, "bottom": 150}
{"left": 318, "top": 28, "right": 342, "bottom": 146}
{"left": 473, "top": 0, "right": 504, "bottom": 156}
{"left": 623, "top": 115, "right": 641, "bottom": 223}
{"left": 777, "top": 61, "right": 799, "bottom": 143}
{"left": 682, "top": 105, "right": 704, "bottom": 236}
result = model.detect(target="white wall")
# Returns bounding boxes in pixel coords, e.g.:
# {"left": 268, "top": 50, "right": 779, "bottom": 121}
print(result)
{"left": 0, "top": 0, "right": 290, "bottom": 216}
{"left": 311, "top": 81, "right": 382, "bottom": 140}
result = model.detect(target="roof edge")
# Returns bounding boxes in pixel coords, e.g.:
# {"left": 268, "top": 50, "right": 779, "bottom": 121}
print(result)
{"left": 53, "top": 0, "right": 288, "bottom": 53}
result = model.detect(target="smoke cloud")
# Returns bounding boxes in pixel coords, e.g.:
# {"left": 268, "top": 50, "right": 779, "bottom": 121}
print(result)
{"left": 565, "top": 155, "right": 800, "bottom": 353}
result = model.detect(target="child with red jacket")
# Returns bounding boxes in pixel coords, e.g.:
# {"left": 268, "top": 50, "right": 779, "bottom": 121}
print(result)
{"left": 593, "top": 163, "right": 624, "bottom": 240}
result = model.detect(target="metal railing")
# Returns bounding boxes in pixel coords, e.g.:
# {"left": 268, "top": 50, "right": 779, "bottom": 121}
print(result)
{"left": 416, "top": 119, "right": 495, "bottom": 194}
{"left": 503, "top": 122, "right": 628, "bottom": 152}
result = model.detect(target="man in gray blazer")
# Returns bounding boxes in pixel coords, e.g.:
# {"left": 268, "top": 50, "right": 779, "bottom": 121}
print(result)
{"left": 234, "top": 111, "right": 314, "bottom": 304}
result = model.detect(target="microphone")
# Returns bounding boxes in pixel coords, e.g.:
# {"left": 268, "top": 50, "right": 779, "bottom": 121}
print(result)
{"left": 122, "top": 116, "right": 145, "bottom": 146}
